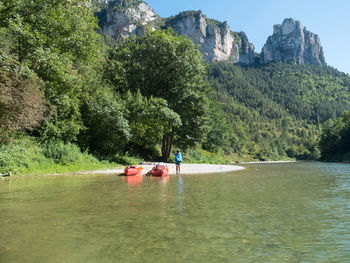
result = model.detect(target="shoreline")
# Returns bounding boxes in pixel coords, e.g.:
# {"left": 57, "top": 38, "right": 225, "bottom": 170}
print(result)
{"left": 2, "top": 161, "right": 301, "bottom": 178}
{"left": 236, "top": 160, "right": 297, "bottom": 164}
{"left": 72, "top": 163, "right": 245, "bottom": 176}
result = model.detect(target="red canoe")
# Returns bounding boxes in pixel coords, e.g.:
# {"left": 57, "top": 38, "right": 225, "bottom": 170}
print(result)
{"left": 151, "top": 164, "right": 169, "bottom": 177}
{"left": 124, "top": 166, "right": 143, "bottom": 176}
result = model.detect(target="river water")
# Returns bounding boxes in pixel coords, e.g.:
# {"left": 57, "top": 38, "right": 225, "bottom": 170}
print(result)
{"left": 0, "top": 162, "right": 349, "bottom": 262}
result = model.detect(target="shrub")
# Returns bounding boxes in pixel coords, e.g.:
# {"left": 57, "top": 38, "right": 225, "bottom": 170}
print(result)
{"left": 0, "top": 137, "right": 103, "bottom": 175}
{"left": 113, "top": 154, "right": 142, "bottom": 165}
{"left": 183, "top": 148, "right": 231, "bottom": 164}
{"left": 0, "top": 137, "right": 47, "bottom": 174}
{"left": 42, "top": 141, "right": 98, "bottom": 165}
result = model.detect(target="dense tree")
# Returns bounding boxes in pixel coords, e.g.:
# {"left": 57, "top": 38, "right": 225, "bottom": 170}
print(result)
{"left": 0, "top": 51, "right": 46, "bottom": 140}
{"left": 204, "top": 61, "right": 350, "bottom": 160}
{"left": 208, "top": 62, "right": 350, "bottom": 124}
{"left": 1, "top": 0, "right": 102, "bottom": 142}
{"left": 105, "top": 29, "right": 209, "bottom": 161}
{"left": 123, "top": 91, "right": 181, "bottom": 156}
{"left": 78, "top": 88, "right": 130, "bottom": 156}
{"left": 79, "top": 89, "right": 181, "bottom": 158}
{"left": 320, "top": 111, "right": 350, "bottom": 161}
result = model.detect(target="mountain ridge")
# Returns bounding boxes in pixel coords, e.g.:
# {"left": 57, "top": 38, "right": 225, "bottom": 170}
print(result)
{"left": 95, "top": 0, "right": 326, "bottom": 66}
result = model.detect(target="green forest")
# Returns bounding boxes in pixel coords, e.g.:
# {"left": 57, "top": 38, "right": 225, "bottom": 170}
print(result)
{"left": 206, "top": 62, "right": 350, "bottom": 161}
{"left": 1, "top": 0, "right": 349, "bottom": 175}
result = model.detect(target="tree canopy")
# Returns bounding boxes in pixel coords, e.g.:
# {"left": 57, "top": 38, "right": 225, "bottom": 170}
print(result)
{"left": 0, "top": 51, "right": 46, "bottom": 140}
{"left": 1, "top": 0, "right": 102, "bottom": 142}
{"left": 105, "top": 29, "right": 209, "bottom": 161}
{"left": 205, "top": 61, "right": 350, "bottom": 160}
{"left": 320, "top": 111, "right": 350, "bottom": 161}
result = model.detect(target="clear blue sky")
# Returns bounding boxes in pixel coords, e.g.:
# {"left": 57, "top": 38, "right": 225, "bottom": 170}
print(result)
{"left": 146, "top": 0, "right": 350, "bottom": 74}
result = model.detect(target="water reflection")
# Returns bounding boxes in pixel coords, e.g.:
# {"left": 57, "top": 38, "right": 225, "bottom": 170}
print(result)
{"left": 125, "top": 175, "right": 143, "bottom": 185}
{"left": 161, "top": 175, "right": 169, "bottom": 184}
{"left": 0, "top": 177, "right": 11, "bottom": 190}
{"left": 148, "top": 175, "right": 170, "bottom": 185}
{"left": 177, "top": 175, "right": 184, "bottom": 212}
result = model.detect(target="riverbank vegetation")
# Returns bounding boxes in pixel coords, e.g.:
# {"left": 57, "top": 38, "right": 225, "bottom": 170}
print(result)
{"left": 319, "top": 111, "right": 350, "bottom": 162}
{"left": 0, "top": 136, "right": 116, "bottom": 175}
{"left": 1, "top": 0, "right": 349, "bottom": 175}
{"left": 206, "top": 62, "right": 350, "bottom": 161}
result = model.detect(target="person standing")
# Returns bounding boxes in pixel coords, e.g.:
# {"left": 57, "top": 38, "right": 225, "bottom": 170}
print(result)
{"left": 175, "top": 150, "right": 182, "bottom": 174}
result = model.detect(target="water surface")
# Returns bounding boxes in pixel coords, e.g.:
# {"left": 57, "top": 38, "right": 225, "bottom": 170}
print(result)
{"left": 0, "top": 162, "right": 349, "bottom": 262}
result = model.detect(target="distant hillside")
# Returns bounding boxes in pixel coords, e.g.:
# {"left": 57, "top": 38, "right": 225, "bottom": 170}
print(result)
{"left": 209, "top": 62, "right": 350, "bottom": 123}
{"left": 204, "top": 62, "right": 350, "bottom": 160}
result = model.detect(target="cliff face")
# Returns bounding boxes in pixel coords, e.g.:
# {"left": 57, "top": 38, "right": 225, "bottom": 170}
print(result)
{"left": 164, "top": 11, "right": 255, "bottom": 64}
{"left": 97, "top": 3, "right": 255, "bottom": 64}
{"left": 261, "top": 18, "right": 326, "bottom": 65}
{"left": 235, "top": 32, "right": 255, "bottom": 64}
{"left": 96, "top": 2, "right": 326, "bottom": 66}
{"left": 96, "top": 0, "right": 160, "bottom": 41}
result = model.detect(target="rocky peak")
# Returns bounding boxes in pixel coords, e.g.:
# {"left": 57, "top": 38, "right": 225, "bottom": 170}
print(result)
{"left": 96, "top": 0, "right": 160, "bottom": 41}
{"left": 261, "top": 18, "right": 326, "bottom": 65}
{"left": 235, "top": 32, "right": 255, "bottom": 64}
{"left": 96, "top": 4, "right": 327, "bottom": 67}
{"left": 164, "top": 11, "right": 255, "bottom": 64}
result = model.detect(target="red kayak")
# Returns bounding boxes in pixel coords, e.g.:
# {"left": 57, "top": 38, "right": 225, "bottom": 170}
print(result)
{"left": 124, "top": 166, "right": 143, "bottom": 176}
{"left": 151, "top": 164, "right": 169, "bottom": 177}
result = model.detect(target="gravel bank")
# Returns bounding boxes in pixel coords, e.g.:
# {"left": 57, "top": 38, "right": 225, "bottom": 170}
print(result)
{"left": 74, "top": 163, "right": 245, "bottom": 175}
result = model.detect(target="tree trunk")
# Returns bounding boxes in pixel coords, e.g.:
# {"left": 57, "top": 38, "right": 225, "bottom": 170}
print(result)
{"left": 161, "top": 133, "right": 173, "bottom": 162}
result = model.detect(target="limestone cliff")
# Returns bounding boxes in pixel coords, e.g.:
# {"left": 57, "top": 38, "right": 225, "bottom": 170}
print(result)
{"left": 164, "top": 11, "right": 255, "bottom": 64}
{"left": 234, "top": 32, "right": 255, "bottom": 64}
{"left": 261, "top": 18, "right": 326, "bottom": 65}
{"left": 97, "top": 3, "right": 255, "bottom": 64}
{"left": 96, "top": 0, "right": 161, "bottom": 41}
{"left": 96, "top": 3, "right": 326, "bottom": 66}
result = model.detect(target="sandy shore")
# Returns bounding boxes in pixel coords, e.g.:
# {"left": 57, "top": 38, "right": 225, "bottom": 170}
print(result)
{"left": 74, "top": 163, "right": 245, "bottom": 175}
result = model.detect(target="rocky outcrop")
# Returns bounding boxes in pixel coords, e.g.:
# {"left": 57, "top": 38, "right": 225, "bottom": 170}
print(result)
{"left": 96, "top": 0, "right": 160, "bottom": 41}
{"left": 165, "top": 11, "right": 255, "bottom": 64}
{"left": 96, "top": 3, "right": 326, "bottom": 66}
{"left": 235, "top": 32, "right": 255, "bottom": 64}
{"left": 97, "top": 4, "right": 255, "bottom": 65}
{"left": 261, "top": 18, "right": 326, "bottom": 65}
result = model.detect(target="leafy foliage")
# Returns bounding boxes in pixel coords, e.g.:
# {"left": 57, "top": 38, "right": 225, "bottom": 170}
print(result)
{"left": 320, "top": 111, "right": 350, "bottom": 161}
{"left": 0, "top": 137, "right": 100, "bottom": 174}
{"left": 79, "top": 88, "right": 130, "bottom": 156}
{"left": 42, "top": 141, "right": 96, "bottom": 165}
{"left": 0, "top": 51, "right": 46, "bottom": 136}
{"left": 208, "top": 62, "right": 350, "bottom": 123}
{"left": 205, "top": 61, "right": 350, "bottom": 160}
{"left": 1, "top": 0, "right": 102, "bottom": 142}
{"left": 105, "top": 29, "right": 209, "bottom": 160}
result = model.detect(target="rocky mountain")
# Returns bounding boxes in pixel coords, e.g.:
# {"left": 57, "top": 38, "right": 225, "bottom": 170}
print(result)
{"left": 164, "top": 11, "right": 255, "bottom": 64}
{"left": 96, "top": 1, "right": 326, "bottom": 66}
{"left": 261, "top": 18, "right": 326, "bottom": 66}
{"left": 96, "top": 0, "right": 161, "bottom": 41}
{"left": 96, "top": 1, "right": 255, "bottom": 64}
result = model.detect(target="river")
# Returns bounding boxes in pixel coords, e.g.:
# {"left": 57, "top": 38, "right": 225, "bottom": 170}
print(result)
{"left": 0, "top": 162, "right": 349, "bottom": 262}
